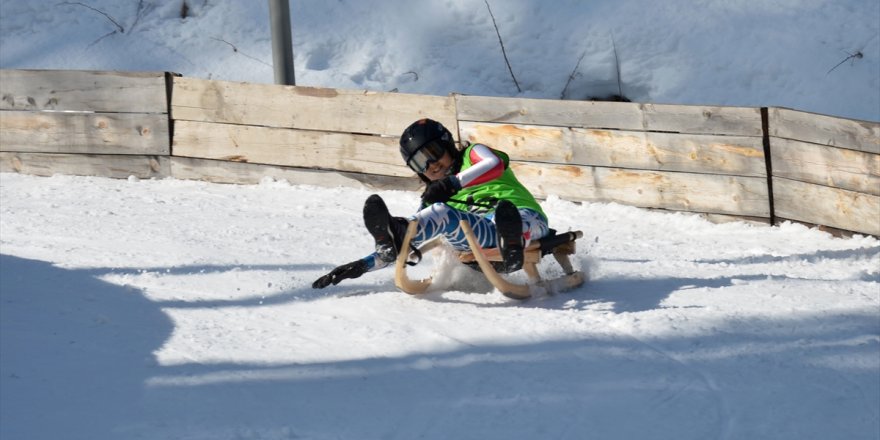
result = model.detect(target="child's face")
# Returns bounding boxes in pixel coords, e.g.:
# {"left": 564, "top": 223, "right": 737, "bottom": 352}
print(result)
{"left": 424, "top": 152, "right": 454, "bottom": 181}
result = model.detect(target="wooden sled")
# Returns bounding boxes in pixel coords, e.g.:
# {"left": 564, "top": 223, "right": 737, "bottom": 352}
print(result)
{"left": 394, "top": 220, "right": 585, "bottom": 300}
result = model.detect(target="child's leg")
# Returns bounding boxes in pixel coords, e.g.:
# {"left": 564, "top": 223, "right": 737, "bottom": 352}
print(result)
{"left": 485, "top": 208, "right": 549, "bottom": 244}
{"left": 408, "top": 203, "right": 497, "bottom": 251}
{"left": 408, "top": 204, "right": 549, "bottom": 251}
{"left": 518, "top": 209, "right": 550, "bottom": 247}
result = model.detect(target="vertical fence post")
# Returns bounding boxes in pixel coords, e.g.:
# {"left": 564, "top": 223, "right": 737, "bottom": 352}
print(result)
{"left": 268, "top": 0, "right": 296, "bottom": 85}
{"left": 760, "top": 107, "right": 776, "bottom": 226}
{"left": 164, "top": 72, "right": 178, "bottom": 159}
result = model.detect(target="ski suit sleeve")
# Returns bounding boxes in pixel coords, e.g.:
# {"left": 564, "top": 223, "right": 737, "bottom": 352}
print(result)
{"left": 455, "top": 143, "right": 505, "bottom": 188}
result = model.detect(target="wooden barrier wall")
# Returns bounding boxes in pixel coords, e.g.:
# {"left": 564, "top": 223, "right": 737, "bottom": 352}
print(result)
{"left": 0, "top": 69, "right": 172, "bottom": 178}
{"left": 1, "top": 69, "right": 878, "bottom": 236}
{"left": 168, "top": 76, "right": 455, "bottom": 190}
{"left": 767, "top": 108, "right": 879, "bottom": 235}
{"left": 455, "top": 95, "right": 769, "bottom": 221}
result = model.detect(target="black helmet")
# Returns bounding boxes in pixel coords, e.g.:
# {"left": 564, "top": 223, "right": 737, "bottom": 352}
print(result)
{"left": 399, "top": 118, "right": 457, "bottom": 174}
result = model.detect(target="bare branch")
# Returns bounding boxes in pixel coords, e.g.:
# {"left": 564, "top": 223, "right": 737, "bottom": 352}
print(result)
{"left": 560, "top": 50, "right": 587, "bottom": 99}
{"left": 88, "top": 30, "right": 119, "bottom": 47}
{"left": 210, "top": 37, "right": 272, "bottom": 67}
{"left": 129, "top": 0, "right": 147, "bottom": 33}
{"left": 827, "top": 50, "right": 864, "bottom": 75}
{"left": 484, "top": 0, "right": 521, "bottom": 93}
{"left": 611, "top": 33, "right": 624, "bottom": 99}
{"left": 58, "top": 2, "right": 124, "bottom": 33}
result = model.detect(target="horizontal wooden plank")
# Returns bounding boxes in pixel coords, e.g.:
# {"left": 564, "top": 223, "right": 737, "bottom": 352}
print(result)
{"left": 171, "top": 76, "right": 457, "bottom": 137}
{"left": 170, "top": 156, "right": 422, "bottom": 191}
{"left": 0, "top": 152, "right": 170, "bottom": 179}
{"left": 0, "top": 69, "right": 168, "bottom": 113}
{"left": 771, "top": 137, "right": 880, "bottom": 195}
{"left": 172, "top": 120, "right": 415, "bottom": 177}
{"left": 773, "top": 177, "right": 880, "bottom": 236}
{"left": 455, "top": 94, "right": 763, "bottom": 136}
{"left": 0, "top": 110, "right": 170, "bottom": 155}
{"left": 460, "top": 121, "right": 766, "bottom": 176}
{"left": 768, "top": 107, "right": 880, "bottom": 154}
{"left": 511, "top": 162, "right": 770, "bottom": 217}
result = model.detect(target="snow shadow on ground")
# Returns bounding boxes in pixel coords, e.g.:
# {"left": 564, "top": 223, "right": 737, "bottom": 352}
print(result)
{"left": 3, "top": 255, "right": 878, "bottom": 439}
{"left": 583, "top": 276, "right": 738, "bottom": 313}
{"left": 0, "top": 254, "right": 174, "bottom": 440}
{"left": 120, "top": 312, "right": 880, "bottom": 439}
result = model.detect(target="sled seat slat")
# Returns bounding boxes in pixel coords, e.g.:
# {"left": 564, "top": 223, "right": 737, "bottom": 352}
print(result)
{"left": 457, "top": 229, "right": 582, "bottom": 267}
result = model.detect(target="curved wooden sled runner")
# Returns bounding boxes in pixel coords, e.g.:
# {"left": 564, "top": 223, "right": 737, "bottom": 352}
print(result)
{"left": 394, "top": 220, "right": 585, "bottom": 300}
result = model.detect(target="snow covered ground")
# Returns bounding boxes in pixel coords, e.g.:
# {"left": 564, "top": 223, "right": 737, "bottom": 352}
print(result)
{"left": 1, "top": 0, "right": 879, "bottom": 438}
{"left": 1, "top": 173, "right": 878, "bottom": 439}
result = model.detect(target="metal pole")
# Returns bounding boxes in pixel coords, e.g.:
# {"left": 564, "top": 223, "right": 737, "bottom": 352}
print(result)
{"left": 268, "top": 0, "right": 295, "bottom": 85}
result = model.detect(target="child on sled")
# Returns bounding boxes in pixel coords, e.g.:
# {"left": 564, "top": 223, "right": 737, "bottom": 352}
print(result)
{"left": 312, "top": 118, "right": 550, "bottom": 289}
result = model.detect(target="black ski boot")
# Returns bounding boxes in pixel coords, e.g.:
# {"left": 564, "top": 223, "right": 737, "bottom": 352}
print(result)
{"left": 494, "top": 200, "right": 524, "bottom": 273}
{"left": 363, "top": 194, "right": 408, "bottom": 263}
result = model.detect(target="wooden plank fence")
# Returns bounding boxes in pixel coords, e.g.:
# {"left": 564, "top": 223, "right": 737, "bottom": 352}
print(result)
{"left": 1, "top": 69, "right": 878, "bottom": 236}
{"left": 456, "top": 95, "right": 769, "bottom": 220}
{"left": 0, "top": 69, "right": 171, "bottom": 178}
{"left": 767, "top": 108, "right": 880, "bottom": 235}
{"left": 168, "top": 76, "right": 456, "bottom": 189}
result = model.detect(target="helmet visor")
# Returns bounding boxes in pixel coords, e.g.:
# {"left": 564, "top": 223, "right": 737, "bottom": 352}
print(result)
{"left": 405, "top": 140, "right": 448, "bottom": 174}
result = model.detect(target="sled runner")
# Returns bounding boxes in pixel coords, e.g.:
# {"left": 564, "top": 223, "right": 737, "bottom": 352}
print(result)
{"left": 394, "top": 220, "right": 585, "bottom": 300}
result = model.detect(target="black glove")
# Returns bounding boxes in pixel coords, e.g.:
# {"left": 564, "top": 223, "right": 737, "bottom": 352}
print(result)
{"left": 421, "top": 176, "right": 460, "bottom": 205}
{"left": 312, "top": 259, "right": 369, "bottom": 289}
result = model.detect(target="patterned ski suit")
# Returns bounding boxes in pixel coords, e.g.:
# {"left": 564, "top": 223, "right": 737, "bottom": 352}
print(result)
{"left": 363, "top": 143, "right": 549, "bottom": 271}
